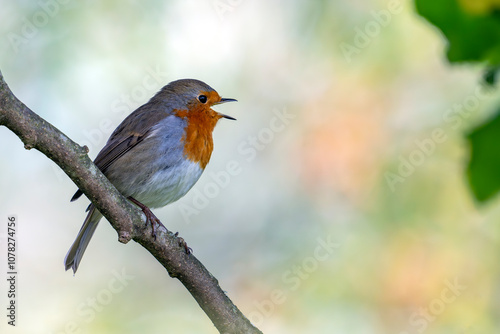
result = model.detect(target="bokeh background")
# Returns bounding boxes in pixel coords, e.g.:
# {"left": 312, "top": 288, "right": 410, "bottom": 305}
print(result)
{"left": 1, "top": 1, "right": 500, "bottom": 333}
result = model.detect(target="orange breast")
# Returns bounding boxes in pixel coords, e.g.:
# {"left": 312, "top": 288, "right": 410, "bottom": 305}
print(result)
{"left": 174, "top": 106, "right": 222, "bottom": 169}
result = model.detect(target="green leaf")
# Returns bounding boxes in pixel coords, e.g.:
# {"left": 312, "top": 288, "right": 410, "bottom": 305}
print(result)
{"left": 467, "top": 110, "right": 500, "bottom": 202}
{"left": 483, "top": 66, "right": 500, "bottom": 86}
{"left": 415, "top": 0, "right": 500, "bottom": 64}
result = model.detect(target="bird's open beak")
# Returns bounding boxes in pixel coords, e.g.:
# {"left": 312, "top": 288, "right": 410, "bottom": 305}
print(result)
{"left": 218, "top": 98, "right": 238, "bottom": 104}
{"left": 220, "top": 113, "right": 237, "bottom": 120}
{"left": 215, "top": 97, "right": 237, "bottom": 120}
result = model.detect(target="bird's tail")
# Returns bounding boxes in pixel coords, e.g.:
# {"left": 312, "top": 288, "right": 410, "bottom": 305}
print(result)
{"left": 64, "top": 205, "right": 103, "bottom": 274}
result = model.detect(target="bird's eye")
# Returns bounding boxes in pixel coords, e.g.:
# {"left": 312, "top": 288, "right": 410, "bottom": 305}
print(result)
{"left": 198, "top": 95, "right": 208, "bottom": 103}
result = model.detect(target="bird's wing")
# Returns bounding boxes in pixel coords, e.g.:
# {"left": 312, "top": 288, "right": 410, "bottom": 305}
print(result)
{"left": 94, "top": 131, "right": 147, "bottom": 174}
{"left": 71, "top": 105, "right": 171, "bottom": 202}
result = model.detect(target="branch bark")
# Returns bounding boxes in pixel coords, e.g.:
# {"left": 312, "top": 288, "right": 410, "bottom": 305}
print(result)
{"left": 0, "top": 70, "right": 262, "bottom": 334}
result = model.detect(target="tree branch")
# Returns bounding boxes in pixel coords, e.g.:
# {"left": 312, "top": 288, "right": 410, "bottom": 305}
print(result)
{"left": 0, "top": 70, "right": 262, "bottom": 334}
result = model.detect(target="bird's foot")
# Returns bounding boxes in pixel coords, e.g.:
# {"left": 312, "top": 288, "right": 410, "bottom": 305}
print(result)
{"left": 174, "top": 232, "right": 192, "bottom": 254}
{"left": 128, "top": 197, "right": 166, "bottom": 239}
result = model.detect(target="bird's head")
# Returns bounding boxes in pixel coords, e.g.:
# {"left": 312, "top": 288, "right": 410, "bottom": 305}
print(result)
{"left": 155, "top": 79, "right": 237, "bottom": 121}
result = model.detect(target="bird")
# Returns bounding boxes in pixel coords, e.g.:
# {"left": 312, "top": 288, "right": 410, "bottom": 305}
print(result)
{"left": 64, "top": 79, "right": 236, "bottom": 274}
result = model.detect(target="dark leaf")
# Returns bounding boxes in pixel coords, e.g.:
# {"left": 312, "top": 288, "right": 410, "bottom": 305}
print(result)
{"left": 467, "top": 110, "right": 500, "bottom": 202}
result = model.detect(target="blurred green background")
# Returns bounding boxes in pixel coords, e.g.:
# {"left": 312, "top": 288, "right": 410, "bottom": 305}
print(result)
{"left": 2, "top": 0, "right": 500, "bottom": 333}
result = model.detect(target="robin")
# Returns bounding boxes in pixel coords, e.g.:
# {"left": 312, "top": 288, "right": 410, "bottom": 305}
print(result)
{"left": 64, "top": 79, "right": 236, "bottom": 274}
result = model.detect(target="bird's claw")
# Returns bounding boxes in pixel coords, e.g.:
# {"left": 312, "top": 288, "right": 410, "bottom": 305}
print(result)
{"left": 128, "top": 196, "right": 167, "bottom": 239}
{"left": 174, "top": 232, "right": 192, "bottom": 254}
